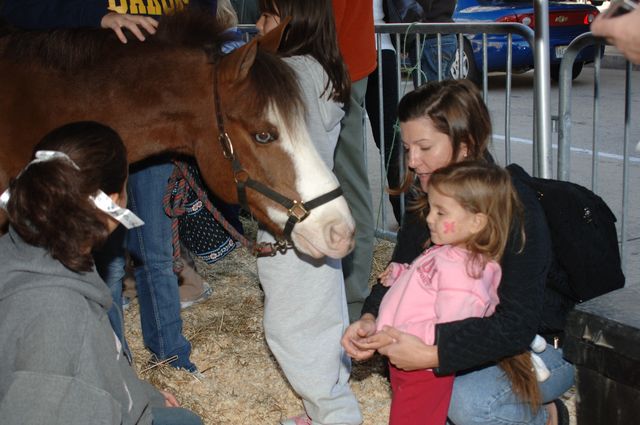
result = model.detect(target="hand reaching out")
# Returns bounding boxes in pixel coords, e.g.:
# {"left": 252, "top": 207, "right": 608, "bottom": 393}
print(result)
{"left": 591, "top": 6, "right": 640, "bottom": 64}
{"left": 378, "top": 264, "right": 394, "bottom": 287}
{"left": 101, "top": 12, "right": 159, "bottom": 44}
{"left": 341, "top": 313, "right": 378, "bottom": 361}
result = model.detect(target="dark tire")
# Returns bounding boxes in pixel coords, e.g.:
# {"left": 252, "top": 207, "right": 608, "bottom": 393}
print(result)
{"left": 550, "top": 62, "right": 584, "bottom": 82}
{"left": 450, "top": 39, "right": 481, "bottom": 85}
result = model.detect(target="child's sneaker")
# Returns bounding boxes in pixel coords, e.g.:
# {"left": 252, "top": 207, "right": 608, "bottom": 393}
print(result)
{"left": 531, "top": 352, "right": 551, "bottom": 382}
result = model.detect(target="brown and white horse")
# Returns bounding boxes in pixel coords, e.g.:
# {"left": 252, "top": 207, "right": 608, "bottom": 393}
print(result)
{"left": 0, "top": 14, "right": 354, "bottom": 259}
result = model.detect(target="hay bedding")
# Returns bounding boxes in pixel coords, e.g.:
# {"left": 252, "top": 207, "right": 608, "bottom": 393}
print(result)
{"left": 123, "top": 223, "right": 576, "bottom": 424}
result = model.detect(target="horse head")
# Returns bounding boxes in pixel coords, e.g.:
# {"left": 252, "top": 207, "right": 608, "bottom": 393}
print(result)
{"left": 194, "top": 22, "right": 355, "bottom": 259}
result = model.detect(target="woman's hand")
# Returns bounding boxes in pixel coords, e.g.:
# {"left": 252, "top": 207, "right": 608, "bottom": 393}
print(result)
{"left": 341, "top": 313, "right": 378, "bottom": 361}
{"left": 101, "top": 12, "right": 159, "bottom": 44}
{"left": 159, "top": 390, "right": 180, "bottom": 408}
{"left": 376, "top": 326, "right": 440, "bottom": 371}
{"left": 591, "top": 7, "right": 640, "bottom": 64}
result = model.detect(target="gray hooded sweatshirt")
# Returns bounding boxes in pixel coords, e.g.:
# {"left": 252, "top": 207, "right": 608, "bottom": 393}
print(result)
{"left": 0, "top": 227, "right": 164, "bottom": 425}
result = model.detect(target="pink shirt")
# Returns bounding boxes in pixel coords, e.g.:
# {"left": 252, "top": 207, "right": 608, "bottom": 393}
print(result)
{"left": 377, "top": 245, "right": 501, "bottom": 345}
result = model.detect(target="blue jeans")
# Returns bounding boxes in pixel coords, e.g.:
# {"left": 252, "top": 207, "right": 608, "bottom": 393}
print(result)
{"left": 412, "top": 33, "right": 458, "bottom": 86}
{"left": 126, "top": 161, "right": 195, "bottom": 372}
{"left": 152, "top": 407, "right": 203, "bottom": 425}
{"left": 448, "top": 345, "right": 575, "bottom": 425}
{"left": 95, "top": 225, "right": 129, "bottom": 357}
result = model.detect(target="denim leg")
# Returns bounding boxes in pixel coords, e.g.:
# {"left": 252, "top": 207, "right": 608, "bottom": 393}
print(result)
{"left": 127, "top": 161, "right": 195, "bottom": 371}
{"left": 420, "top": 34, "right": 458, "bottom": 83}
{"left": 94, "top": 225, "right": 130, "bottom": 357}
{"left": 151, "top": 407, "right": 203, "bottom": 425}
{"left": 448, "top": 346, "right": 574, "bottom": 425}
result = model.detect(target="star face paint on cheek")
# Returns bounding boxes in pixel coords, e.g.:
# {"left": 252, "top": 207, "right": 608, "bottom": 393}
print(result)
{"left": 443, "top": 221, "right": 455, "bottom": 234}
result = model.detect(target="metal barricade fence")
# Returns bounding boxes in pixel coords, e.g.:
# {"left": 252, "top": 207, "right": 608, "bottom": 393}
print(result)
{"left": 370, "top": 22, "right": 544, "bottom": 240}
{"left": 556, "top": 34, "right": 638, "bottom": 283}
{"left": 239, "top": 11, "right": 556, "bottom": 243}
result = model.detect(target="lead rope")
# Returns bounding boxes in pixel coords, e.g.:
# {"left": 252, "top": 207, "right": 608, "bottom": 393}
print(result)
{"left": 163, "top": 161, "right": 284, "bottom": 271}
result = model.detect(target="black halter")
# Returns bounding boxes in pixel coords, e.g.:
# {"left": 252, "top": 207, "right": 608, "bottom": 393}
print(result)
{"left": 212, "top": 69, "right": 343, "bottom": 244}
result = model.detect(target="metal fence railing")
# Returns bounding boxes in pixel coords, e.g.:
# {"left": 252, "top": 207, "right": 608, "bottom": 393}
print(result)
{"left": 556, "top": 34, "right": 638, "bottom": 283}
{"left": 369, "top": 21, "right": 543, "bottom": 239}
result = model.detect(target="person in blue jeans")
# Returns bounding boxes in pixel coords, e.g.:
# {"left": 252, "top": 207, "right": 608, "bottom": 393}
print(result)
{"left": 0, "top": 0, "right": 218, "bottom": 373}
{"left": 386, "top": 0, "right": 457, "bottom": 85}
{"left": 414, "top": 33, "right": 457, "bottom": 84}
{"left": 342, "top": 80, "right": 574, "bottom": 425}
{"left": 128, "top": 158, "right": 196, "bottom": 371}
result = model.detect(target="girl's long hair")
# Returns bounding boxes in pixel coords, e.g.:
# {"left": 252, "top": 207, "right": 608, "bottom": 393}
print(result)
{"left": 6, "top": 121, "right": 128, "bottom": 272}
{"left": 258, "top": 0, "right": 350, "bottom": 104}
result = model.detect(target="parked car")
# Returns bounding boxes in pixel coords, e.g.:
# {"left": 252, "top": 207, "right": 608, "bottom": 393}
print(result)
{"left": 450, "top": 0, "right": 601, "bottom": 82}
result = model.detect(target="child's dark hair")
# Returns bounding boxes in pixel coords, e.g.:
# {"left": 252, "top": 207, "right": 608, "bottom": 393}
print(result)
{"left": 430, "top": 161, "right": 539, "bottom": 410}
{"left": 6, "top": 121, "right": 128, "bottom": 272}
{"left": 258, "top": 0, "right": 350, "bottom": 104}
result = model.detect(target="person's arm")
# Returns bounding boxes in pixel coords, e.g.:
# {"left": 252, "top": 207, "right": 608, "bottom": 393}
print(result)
{"left": 361, "top": 207, "right": 429, "bottom": 317}
{"left": 360, "top": 251, "right": 500, "bottom": 360}
{"left": 1, "top": 303, "right": 123, "bottom": 424}
{"left": 433, "top": 179, "right": 551, "bottom": 375}
{"left": 591, "top": 6, "right": 640, "bottom": 64}
{"left": 342, "top": 207, "right": 428, "bottom": 360}
{"left": 1, "top": 0, "right": 107, "bottom": 29}
{"left": 0, "top": 0, "right": 159, "bottom": 43}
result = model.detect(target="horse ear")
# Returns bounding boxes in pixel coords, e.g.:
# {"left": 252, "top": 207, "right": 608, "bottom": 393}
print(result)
{"left": 257, "top": 16, "right": 292, "bottom": 53}
{"left": 218, "top": 37, "right": 258, "bottom": 83}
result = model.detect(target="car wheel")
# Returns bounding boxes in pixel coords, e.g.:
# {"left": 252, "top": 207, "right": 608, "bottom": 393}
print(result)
{"left": 550, "top": 62, "right": 584, "bottom": 82}
{"left": 450, "top": 40, "right": 480, "bottom": 85}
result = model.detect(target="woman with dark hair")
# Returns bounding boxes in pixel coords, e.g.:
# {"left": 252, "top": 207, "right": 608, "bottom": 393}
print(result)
{"left": 342, "top": 80, "right": 574, "bottom": 425}
{"left": 255, "top": 2, "right": 361, "bottom": 424}
{"left": 0, "top": 122, "right": 202, "bottom": 425}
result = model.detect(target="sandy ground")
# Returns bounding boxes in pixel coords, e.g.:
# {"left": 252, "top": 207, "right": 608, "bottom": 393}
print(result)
{"left": 123, "top": 229, "right": 577, "bottom": 424}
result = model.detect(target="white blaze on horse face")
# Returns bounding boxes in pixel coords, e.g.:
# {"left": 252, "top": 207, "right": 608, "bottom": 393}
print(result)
{"left": 265, "top": 106, "right": 355, "bottom": 259}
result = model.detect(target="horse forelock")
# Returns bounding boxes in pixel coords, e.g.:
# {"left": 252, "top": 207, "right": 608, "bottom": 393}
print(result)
{"left": 243, "top": 50, "right": 304, "bottom": 136}
{"left": 0, "top": 11, "right": 227, "bottom": 72}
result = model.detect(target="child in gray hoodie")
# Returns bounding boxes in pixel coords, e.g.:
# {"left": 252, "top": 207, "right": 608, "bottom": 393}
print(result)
{"left": 0, "top": 121, "right": 202, "bottom": 425}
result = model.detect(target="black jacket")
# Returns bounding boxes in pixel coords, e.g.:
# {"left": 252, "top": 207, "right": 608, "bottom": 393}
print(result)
{"left": 363, "top": 168, "right": 554, "bottom": 376}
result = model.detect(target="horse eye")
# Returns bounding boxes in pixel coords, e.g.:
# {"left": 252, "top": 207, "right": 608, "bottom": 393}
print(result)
{"left": 255, "top": 132, "right": 275, "bottom": 144}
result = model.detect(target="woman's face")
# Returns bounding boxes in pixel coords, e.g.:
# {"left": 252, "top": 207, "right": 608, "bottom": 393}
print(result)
{"left": 256, "top": 9, "right": 281, "bottom": 36}
{"left": 400, "top": 117, "right": 467, "bottom": 192}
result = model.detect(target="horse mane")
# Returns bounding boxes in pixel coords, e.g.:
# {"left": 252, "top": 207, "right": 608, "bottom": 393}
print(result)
{"left": 0, "top": 12, "right": 229, "bottom": 71}
{"left": 0, "top": 12, "right": 304, "bottom": 136}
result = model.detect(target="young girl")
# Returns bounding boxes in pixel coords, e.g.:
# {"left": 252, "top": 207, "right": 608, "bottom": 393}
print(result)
{"left": 375, "top": 161, "right": 542, "bottom": 425}
{"left": 254, "top": 2, "right": 361, "bottom": 425}
{"left": 0, "top": 121, "right": 201, "bottom": 425}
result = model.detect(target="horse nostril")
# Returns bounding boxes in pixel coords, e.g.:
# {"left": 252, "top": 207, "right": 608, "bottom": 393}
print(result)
{"left": 327, "top": 220, "right": 355, "bottom": 248}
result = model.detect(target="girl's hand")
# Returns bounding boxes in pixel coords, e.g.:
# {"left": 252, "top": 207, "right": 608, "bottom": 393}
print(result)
{"left": 159, "top": 390, "right": 180, "bottom": 407}
{"left": 378, "top": 265, "right": 394, "bottom": 287}
{"left": 352, "top": 330, "right": 396, "bottom": 351}
{"left": 101, "top": 12, "right": 159, "bottom": 44}
{"left": 376, "top": 326, "right": 440, "bottom": 371}
{"left": 341, "top": 314, "right": 378, "bottom": 361}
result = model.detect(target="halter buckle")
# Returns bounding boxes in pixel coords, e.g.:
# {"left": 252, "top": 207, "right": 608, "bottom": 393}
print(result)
{"left": 219, "top": 132, "right": 234, "bottom": 160}
{"left": 288, "top": 200, "right": 310, "bottom": 222}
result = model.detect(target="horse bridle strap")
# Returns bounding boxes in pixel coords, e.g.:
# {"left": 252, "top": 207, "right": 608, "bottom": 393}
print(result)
{"left": 212, "top": 68, "right": 343, "bottom": 242}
